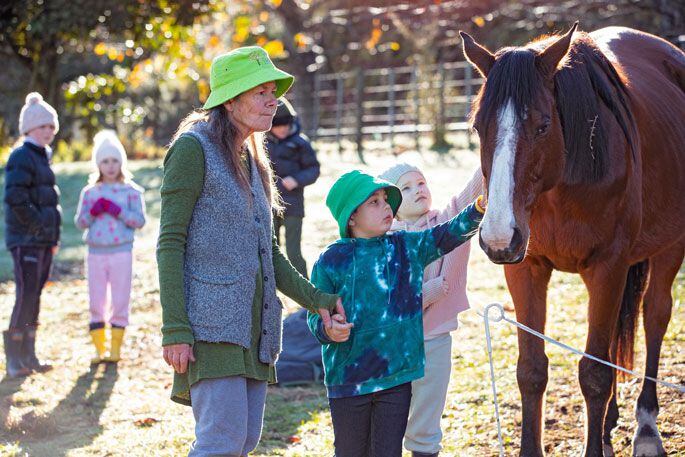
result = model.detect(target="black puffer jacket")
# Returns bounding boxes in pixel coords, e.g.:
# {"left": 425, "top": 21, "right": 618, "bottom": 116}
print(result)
{"left": 3, "top": 141, "right": 61, "bottom": 249}
{"left": 266, "top": 121, "right": 320, "bottom": 218}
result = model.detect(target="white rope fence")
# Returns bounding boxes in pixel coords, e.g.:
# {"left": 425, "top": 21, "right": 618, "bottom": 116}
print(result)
{"left": 479, "top": 302, "right": 685, "bottom": 456}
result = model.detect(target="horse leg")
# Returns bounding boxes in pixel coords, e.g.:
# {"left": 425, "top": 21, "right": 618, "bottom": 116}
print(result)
{"left": 603, "top": 352, "right": 619, "bottom": 457}
{"left": 504, "top": 258, "right": 553, "bottom": 457}
{"left": 633, "top": 246, "right": 683, "bottom": 457}
{"left": 578, "top": 262, "right": 631, "bottom": 457}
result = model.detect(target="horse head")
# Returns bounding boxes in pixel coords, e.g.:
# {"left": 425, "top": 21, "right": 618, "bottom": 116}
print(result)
{"left": 461, "top": 23, "right": 578, "bottom": 264}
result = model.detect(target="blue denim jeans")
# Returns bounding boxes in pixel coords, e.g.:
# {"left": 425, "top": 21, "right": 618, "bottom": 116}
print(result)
{"left": 329, "top": 382, "right": 412, "bottom": 457}
{"left": 189, "top": 376, "right": 267, "bottom": 457}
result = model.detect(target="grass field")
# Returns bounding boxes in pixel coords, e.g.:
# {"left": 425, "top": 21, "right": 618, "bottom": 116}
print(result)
{"left": 0, "top": 146, "right": 683, "bottom": 456}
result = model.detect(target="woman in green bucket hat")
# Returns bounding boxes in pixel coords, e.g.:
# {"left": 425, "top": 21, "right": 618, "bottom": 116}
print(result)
{"left": 157, "top": 46, "right": 346, "bottom": 456}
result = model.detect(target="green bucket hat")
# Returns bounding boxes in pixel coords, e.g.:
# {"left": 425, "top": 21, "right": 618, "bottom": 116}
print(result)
{"left": 326, "top": 170, "right": 402, "bottom": 239}
{"left": 203, "top": 46, "right": 294, "bottom": 110}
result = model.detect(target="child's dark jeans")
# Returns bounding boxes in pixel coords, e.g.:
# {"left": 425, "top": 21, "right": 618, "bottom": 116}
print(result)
{"left": 329, "top": 382, "right": 412, "bottom": 457}
{"left": 9, "top": 246, "right": 53, "bottom": 328}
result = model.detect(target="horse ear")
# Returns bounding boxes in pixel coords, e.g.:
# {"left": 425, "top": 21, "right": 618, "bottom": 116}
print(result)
{"left": 460, "top": 31, "right": 495, "bottom": 78}
{"left": 537, "top": 22, "right": 579, "bottom": 79}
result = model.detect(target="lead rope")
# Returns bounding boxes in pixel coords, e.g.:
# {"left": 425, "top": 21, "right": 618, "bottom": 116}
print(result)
{"left": 480, "top": 302, "right": 685, "bottom": 455}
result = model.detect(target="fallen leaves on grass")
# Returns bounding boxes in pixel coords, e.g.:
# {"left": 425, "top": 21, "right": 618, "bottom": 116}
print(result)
{"left": 133, "top": 417, "right": 159, "bottom": 427}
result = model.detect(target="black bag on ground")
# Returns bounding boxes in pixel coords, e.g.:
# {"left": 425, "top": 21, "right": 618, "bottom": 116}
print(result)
{"left": 275, "top": 309, "right": 324, "bottom": 386}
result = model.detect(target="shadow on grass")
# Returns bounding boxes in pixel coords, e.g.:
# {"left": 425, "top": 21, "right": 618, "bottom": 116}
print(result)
{"left": 28, "top": 363, "right": 119, "bottom": 456}
{"left": 256, "top": 384, "right": 330, "bottom": 454}
{"left": 48, "top": 363, "right": 119, "bottom": 456}
{"left": 0, "top": 376, "right": 28, "bottom": 434}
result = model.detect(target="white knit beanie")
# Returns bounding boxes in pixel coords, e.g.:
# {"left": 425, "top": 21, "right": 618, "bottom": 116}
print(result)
{"left": 378, "top": 161, "right": 424, "bottom": 185}
{"left": 92, "top": 130, "right": 127, "bottom": 167}
{"left": 19, "top": 92, "right": 59, "bottom": 135}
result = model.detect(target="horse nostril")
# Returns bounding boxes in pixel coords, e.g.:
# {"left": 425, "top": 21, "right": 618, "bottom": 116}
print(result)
{"left": 510, "top": 227, "right": 523, "bottom": 251}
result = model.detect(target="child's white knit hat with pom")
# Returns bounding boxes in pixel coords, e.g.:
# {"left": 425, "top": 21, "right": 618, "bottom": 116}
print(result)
{"left": 19, "top": 92, "right": 59, "bottom": 135}
{"left": 92, "top": 130, "right": 127, "bottom": 167}
{"left": 378, "top": 161, "right": 424, "bottom": 185}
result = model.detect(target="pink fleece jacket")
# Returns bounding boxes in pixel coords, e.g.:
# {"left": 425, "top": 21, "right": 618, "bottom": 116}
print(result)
{"left": 389, "top": 167, "right": 483, "bottom": 339}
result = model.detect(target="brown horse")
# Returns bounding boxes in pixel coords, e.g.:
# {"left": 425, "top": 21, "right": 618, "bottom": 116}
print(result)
{"left": 460, "top": 24, "right": 685, "bottom": 456}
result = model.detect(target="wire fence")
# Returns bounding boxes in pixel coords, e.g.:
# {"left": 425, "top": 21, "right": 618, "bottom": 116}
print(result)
{"left": 287, "top": 61, "right": 483, "bottom": 159}
{"left": 286, "top": 33, "right": 685, "bottom": 161}
{"left": 480, "top": 302, "right": 685, "bottom": 456}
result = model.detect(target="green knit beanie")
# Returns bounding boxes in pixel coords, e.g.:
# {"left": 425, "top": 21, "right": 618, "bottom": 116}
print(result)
{"left": 326, "top": 170, "right": 402, "bottom": 238}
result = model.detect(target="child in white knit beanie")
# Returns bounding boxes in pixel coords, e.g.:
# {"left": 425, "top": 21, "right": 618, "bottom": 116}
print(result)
{"left": 2, "top": 92, "right": 61, "bottom": 378}
{"left": 379, "top": 160, "right": 483, "bottom": 457}
{"left": 75, "top": 130, "right": 146, "bottom": 364}
{"left": 19, "top": 92, "right": 59, "bottom": 136}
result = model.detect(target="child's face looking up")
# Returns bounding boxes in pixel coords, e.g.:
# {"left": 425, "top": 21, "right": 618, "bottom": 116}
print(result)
{"left": 348, "top": 189, "right": 394, "bottom": 238}
{"left": 395, "top": 171, "right": 432, "bottom": 222}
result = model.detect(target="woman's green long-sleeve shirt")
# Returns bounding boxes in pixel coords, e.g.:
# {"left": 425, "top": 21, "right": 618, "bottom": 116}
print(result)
{"left": 157, "top": 135, "right": 337, "bottom": 405}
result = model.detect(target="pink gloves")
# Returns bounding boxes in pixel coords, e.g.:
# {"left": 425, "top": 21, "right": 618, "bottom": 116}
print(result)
{"left": 90, "top": 198, "right": 122, "bottom": 217}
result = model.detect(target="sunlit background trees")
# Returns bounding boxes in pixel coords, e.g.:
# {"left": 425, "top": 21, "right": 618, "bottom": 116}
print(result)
{"left": 1, "top": 0, "right": 682, "bottom": 161}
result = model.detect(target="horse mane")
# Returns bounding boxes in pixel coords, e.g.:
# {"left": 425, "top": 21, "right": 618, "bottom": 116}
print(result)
{"left": 554, "top": 34, "right": 635, "bottom": 183}
{"left": 472, "top": 32, "right": 636, "bottom": 184}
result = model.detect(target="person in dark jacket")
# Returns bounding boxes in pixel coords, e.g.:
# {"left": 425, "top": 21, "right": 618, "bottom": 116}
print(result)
{"left": 3, "top": 92, "right": 61, "bottom": 378}
{"left": 266, "top": 98, "right": 320, "bottom": 278}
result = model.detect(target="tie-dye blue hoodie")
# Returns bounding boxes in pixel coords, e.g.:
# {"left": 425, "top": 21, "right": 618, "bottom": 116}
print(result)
{"left": 308, "top": 202, "right": 483, "bottom": 398}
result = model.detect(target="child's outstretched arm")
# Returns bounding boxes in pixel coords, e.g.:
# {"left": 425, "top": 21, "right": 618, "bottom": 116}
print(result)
{"left": 411, "top": 196, "right": 486, "bottom": 267}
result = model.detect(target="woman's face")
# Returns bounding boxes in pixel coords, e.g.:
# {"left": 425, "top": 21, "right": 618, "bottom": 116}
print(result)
{"left": 224, "top": 81, "right": 278, "bottom": 138}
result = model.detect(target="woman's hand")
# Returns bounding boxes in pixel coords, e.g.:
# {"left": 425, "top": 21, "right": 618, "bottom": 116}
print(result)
{"left": 324, "top": 314, "right": 354, "bottom": 342}
{"left": 163, "top": 343, "right": 196, "bottom": 374}
{"left": 317, "top": 298, "right": 347, "bottom": 329}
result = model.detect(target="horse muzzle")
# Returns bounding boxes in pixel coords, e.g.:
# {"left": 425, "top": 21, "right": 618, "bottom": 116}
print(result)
{"left": 479, "top": 226, "right": 527, "bottom": 264}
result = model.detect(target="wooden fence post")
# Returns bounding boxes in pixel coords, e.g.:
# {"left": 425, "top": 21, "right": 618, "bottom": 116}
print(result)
{"left": 438, "top": 62, "right": 446, "bottom": 147}
{"left": 412, "top": 65, "right": 420, "bottom": 152}
{"left": 355, "top": 68, "right": 366, "bottom": 164}
{"left": 335, "top": 74, "right": 343, "bottom": 156}
{"left": 388, "top": 68, "right": 396, "bottom": 153}
{"left": 312, "top": 72, "right": 321, "bottom": 141}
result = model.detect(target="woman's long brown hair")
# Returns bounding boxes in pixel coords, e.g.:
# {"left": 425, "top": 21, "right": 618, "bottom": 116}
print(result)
{"left": 172, "top": 106, "right": 282, "bottom": 212}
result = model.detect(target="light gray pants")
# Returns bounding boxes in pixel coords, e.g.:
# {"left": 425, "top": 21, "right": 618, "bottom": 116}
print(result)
{"left": 189, "top": 376, "right": 268, "bottom": 457}
{"left": 404, "top": 333, "right": 453, "bottom": 454}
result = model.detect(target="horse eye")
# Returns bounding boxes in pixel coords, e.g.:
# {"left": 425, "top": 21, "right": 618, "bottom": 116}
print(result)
{"left": 535, "top": 123, "right": 550, "bottom": 137}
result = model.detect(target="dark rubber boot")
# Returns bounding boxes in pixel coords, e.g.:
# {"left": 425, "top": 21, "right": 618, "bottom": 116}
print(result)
{"left": 20, "top": 326, "right": 52, "bottom": 373}
{"left": 3, "top": 329, "right": 31, "bottom": 378}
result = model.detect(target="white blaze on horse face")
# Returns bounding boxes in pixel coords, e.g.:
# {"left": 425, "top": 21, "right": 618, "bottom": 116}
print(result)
{"left": 481, "top": 99, "right": 518, "bottom": 251}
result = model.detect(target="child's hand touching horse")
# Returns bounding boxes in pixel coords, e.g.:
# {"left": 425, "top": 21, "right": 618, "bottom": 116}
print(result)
{"left": 324, "top": 313, "right": 353, "bottom": 342}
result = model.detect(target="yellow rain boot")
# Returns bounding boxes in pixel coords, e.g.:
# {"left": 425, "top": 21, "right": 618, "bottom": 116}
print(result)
{"left": 106, "top": 327, "right": 125, "bottom": 363}
{"left": 90, "top": 328, "right": 107, "bottom": 364}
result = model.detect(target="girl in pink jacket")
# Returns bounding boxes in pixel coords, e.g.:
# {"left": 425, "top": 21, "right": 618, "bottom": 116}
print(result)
{"left": 380, "top": 162, "right": 482, "bottom": 457}
{"left": 75, "top": 130, "right": 146, "bottom": 365}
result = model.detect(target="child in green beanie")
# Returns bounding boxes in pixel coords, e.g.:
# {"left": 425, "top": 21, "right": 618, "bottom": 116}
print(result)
{"left": 307, "top": 169, "right": 486, "bottom": 457}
